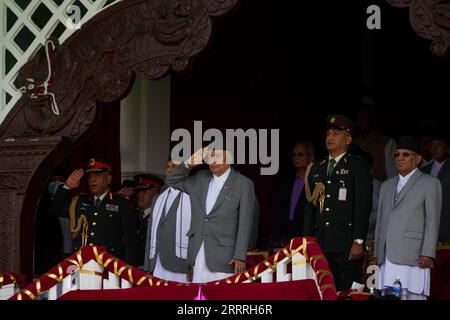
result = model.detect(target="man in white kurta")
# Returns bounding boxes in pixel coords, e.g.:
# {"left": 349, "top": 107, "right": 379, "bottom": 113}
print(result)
{"left": 144, "top": 162, "right": 192, "bottom": 283}
{"left": 374, "top": 135, "right": 442, "bottom": 300}
{"left": 151, "top": 186, "right": 191, "bottom": 283}
{"left": 166, "top": 148, "right": 255, "bottom": 284}
{"left": 192, "top": 166, "right": 234, "bottom": 283}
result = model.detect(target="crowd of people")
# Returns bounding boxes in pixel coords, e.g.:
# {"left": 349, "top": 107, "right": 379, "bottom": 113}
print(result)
{"left": 34, "top": 105, "right": 449, "bottom": 300}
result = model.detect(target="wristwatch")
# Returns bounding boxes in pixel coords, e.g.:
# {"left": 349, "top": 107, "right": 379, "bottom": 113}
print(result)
{"left": 354, "top": 239, "right": 364, "bottom": 245}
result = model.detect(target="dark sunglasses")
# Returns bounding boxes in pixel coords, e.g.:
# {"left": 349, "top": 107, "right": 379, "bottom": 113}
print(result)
{"left": 393, "top": 152, "right": 418, "bottom": 158}
{"left": 292, "top": 152, "right": 309, "bottom": 158}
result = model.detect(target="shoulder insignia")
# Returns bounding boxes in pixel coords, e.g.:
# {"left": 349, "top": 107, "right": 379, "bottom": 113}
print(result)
{"left": 320, "top": 160, "right": 327, "bottom": 165}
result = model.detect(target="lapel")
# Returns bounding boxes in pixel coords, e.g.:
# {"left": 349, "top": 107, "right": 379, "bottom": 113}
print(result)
{"left": 208, "top": 169, "right": 237, "bottom": 216}
{"left": 394, "top": 169, "right": 422, "bottom": 208}
{"left": 391, "top": 176, "right": 399, "bottom": 209}
{"left": 200, "top": 175, "right": 211, "bottom": 216}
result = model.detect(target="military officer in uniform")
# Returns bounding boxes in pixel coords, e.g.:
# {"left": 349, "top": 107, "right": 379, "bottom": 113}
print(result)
{"left": 50, "top": 158, "right": 137, "bottom": 266}
{"left": 304, "top": 115, "right": 372, "bottom": 291}
{"left": 133, "top": 173, "right": 163, "bottom": 268}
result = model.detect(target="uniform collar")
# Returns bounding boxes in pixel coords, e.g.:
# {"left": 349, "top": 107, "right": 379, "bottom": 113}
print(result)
{"left": 329, "top": 152, "right": 346, "bottom": 164}
{"left": 143, "top": 207, "right": 152, "bottom": 218}
{"left": 94, "top": 189, "right": 110, "bottom": 202}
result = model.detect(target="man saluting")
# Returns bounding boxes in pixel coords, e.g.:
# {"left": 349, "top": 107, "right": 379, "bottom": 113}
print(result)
{"left": 50, "top": 158, "right": 137, "bottom": 265}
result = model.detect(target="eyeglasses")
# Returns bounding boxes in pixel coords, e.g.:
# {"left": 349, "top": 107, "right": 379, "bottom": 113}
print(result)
{"left": 292, "top": 152, "right": 309, "bottom": 158}
{"left": 393, "top": 152, "right": 418, "bottom": 159}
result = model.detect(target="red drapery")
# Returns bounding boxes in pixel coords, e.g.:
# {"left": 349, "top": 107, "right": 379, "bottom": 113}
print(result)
{"left": 58, "top": 280, "right": 320, "bottom": 300}
{"left": 10, "top": 238, "right": 336, "bottom": 301}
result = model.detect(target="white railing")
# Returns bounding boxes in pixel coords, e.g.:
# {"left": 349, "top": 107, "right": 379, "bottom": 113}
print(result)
{"left": 0, "top": 0, "right": 123, "bottom": 124}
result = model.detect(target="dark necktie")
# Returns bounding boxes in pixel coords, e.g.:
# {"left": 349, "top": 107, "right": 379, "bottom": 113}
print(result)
{"left": 94, "top": 198, "right": 101, "bottom": 209}
{"left": 327, "top": 159, "right": 336, "bottom": 177}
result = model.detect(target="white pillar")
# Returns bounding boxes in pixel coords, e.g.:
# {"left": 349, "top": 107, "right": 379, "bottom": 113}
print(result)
{"left": 120, "top": 75, "right": 171, "bottom": 180}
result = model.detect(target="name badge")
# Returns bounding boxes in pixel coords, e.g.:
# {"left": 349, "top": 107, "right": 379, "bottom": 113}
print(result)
{"left": 338, "top": 180, "right": 347, "bottom": 201}
{"left": 106, "top": 204, "right": 119, "bottom": 212}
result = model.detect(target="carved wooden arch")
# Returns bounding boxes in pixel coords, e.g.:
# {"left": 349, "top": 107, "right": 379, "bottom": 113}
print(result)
{"left": 0, "top": 0, "right": 239, "bottom": 277}
{"left": 386, "top": 0, "right": 450, "bottom": 57}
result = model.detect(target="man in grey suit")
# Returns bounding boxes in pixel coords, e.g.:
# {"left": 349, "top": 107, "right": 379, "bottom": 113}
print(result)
{"left": 144, "top": 161, "right": 192, "bottom": 283}
{"left": 374, "top": 135, "right": 442, "bottom": 300}
{"left": 166, "top": 148, "right": 256, "bottom": 283}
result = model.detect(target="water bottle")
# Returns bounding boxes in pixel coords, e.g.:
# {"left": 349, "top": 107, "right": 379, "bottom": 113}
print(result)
{"left": 392, "top": 276, "right": 402, "bottom": 300}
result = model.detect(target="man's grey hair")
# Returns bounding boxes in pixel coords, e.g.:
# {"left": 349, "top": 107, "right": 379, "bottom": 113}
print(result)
{"left": 292, "top": 140, "right": 315, "bottom": 157}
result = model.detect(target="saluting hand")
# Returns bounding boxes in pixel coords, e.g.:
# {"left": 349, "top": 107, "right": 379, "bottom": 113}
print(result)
{"left": 229, "top": 259, "right": 246, "bottom": 275}
{"left": 65, "top": 169, "right": 85, "bottom": 190}
{"left": 186, "top": 147, "right": 207, "bottom": 168}
{"left": 117, "top": 187, "right": 134, "bottom": 199}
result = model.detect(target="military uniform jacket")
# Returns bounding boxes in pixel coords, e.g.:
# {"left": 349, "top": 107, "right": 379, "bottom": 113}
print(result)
{"left": 303, "top": 153, "right": 373, "bottom": 254}
{"left": 50, "top": 187, "right": 137, "bottom": 265}
{"left": 135, "top": 209, "right": 150, "bottom": 267}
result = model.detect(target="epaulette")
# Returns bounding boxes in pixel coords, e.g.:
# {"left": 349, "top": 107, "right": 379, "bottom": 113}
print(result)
{"left": 347, "top": 153, "right": 363, "bottom": 161}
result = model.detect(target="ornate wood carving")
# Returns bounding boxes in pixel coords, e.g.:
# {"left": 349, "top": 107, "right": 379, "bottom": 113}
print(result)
{"left": 0, "top": 0, "right": 238, "bottom": 277}
{"left": 386, "top": 0, "right": 450, "bottom": 56}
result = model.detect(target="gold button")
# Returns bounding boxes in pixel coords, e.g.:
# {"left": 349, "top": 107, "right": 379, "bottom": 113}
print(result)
{"left": 109, "top": 215, "right": 112, "bottom": 218}
{"left": 327, "top": 180, "right": 331, "bottom": 184}
{"left": 325, "top": 208, "right": 330, "bottom": 212}
{"left": 92, "top": 222, "right": 96, "bottom": 226}
{"left": 94, "top": 212, "right": 98, "bottom": 216}
{"left": 326, "top": 194, "right": 330, "bottom": 198}
{"left": 90, "top": 232, "right": 95, "bottom": 236}
{"left": 325, "top": 222, "right": 330, "bottom": 226}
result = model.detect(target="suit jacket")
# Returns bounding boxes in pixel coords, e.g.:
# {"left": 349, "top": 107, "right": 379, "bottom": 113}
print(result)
{"left": 374, "top": 170, "right": 442, "bottom": 266}
{"left": 422, "top": 160, "right": 450, "bottom": 242}
{"left": 50, "top": 187, "right": 137, "bottom": 265}
{"left": 248, "top": 198, "right": 260, "bottom": 249}
{"left": 144, "top": 191, "right": 190, "bottom": 274}
{"left": 274, "top": 175, "right": 307, "bottom": 243}
{"left": 303, "top": 154, "right": 373, "bottom": 254}
{"left": 166, "top": 165, "right": 256, "bottom": 273}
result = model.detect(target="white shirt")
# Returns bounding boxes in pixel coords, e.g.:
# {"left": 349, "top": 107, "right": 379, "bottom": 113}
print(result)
{"left": 329, "top": 152, "right": 346, "bottom": 164}
{"left": 163, "top": 187, "right": 179, "bottom": 215}
{"left": 206, "top": 167, "right": 231, "bottom": 214}
{"left": 430, "top": 159, "right": 447, "bottom": 178}
{"left": 94, "top": 189, "right": 109, "bottom": 203}
{"left": 143, "top": 207, "right": 152, "bottom": 219}
{"left": 397, "top": 168, "right": 418, "bottom": 194}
